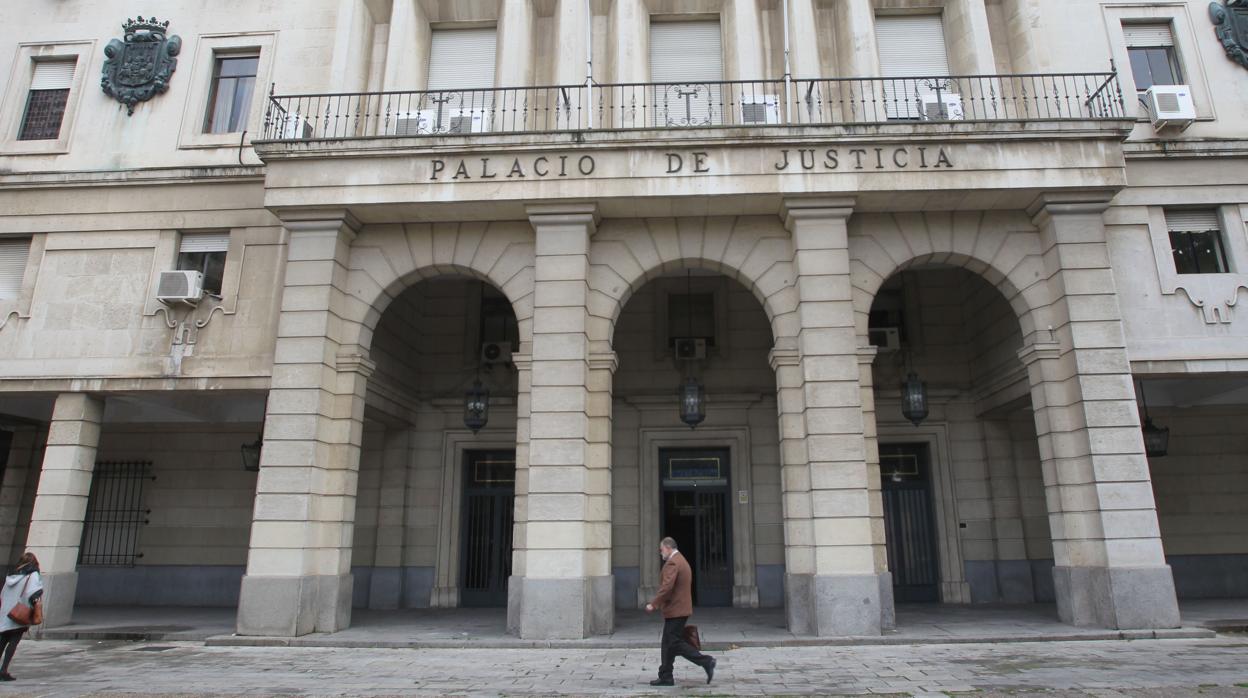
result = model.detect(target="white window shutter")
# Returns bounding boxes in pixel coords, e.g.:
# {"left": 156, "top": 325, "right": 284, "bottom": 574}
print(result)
{"left": 1166, "top": 209, "right": 1220, "bottom": 232}
{"left": 1124, "top": 23, "right": 1175, "bottom": 48}
{"left": 179, "top": 233, "right": 231, "bottom": 253}
{"left": 649, "top": 21, "right": 723, "bottom": 83}
{"left": 0, "top": 239, "right": 31, "bottom": 300}
{"left": 427, "top": 28, "right": 498, "bottom": 91}
{"left": 30, "top": 59, "right": 76, "bottom": 90}
{"left": 875, "top": 15, "right": 951, "bottom": 77}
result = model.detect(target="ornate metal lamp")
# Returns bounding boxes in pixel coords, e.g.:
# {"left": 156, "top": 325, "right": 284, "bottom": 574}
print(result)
{"left": 464, "top": 379, "right": 490, "bottom": 434}
{"left": 240, "top": 436, "right": 262, "bottom": 472}
{"left": 1137, "top": 381, "right": 1169, "bottom": 457}
{"left": 679, "top": 377, "right": 706, "bottom": 429}
{"left": 901, "top": 371, "right": 929, "bottom": 427}
{"left": 676, "top": 270, "right": 707, "bottom": 429}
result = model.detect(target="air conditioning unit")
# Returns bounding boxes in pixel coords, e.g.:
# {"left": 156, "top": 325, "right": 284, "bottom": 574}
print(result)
{"left": 393, "top": 111, "right": 430, "bottom": 136}
{"left": 740, "top": 94, "right": 781, "bottom": 125}
{"left": 1144, "top": 85, "right": 1195, "bottom": 130}
{"left": 156, "top": 270, "right": 204, "bottom": 306}
{"left": 480, "top": 341, "right": 513, "bottom": 365}
{"left": 446, "top": 110, "right": 488, "bottom": 134}
{"left": 920, "top": 93, "right": 964, "bottom": 121}
{"left": 673, "top": 337, "right": 707, "bottom": 361}
{"left": 279, "top": 113, "right": 313, "bottom": 139}
{"left": 868, "top": 326, "right": 901, "bottom": 353}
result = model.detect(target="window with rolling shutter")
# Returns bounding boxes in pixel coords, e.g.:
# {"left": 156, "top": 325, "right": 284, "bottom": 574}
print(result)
{"left": 0, "top": 239, "right": 32, "bottom": 300}
{"left": 177, "top": 233, "right": 230, "bottom": 295}
{"left": 427, "top": 28, "right": 497, "bottom": 91}
{"left": 19, "top": 59, "right": 75, "bottom": 141}
{"left": 1166, "top": 209, "right": 1229, "bottom": 274}
{"left": 1123, "top": 22, "right": 1181, "bottom": 91}
{"left": 649, "top": 20, "right": 724, "bottom": 127}
{"left": 875, "top": 15, "right": 952, "bottom": 120}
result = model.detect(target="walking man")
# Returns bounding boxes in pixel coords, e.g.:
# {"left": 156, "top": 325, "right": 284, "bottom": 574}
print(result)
{"left": 645, "top": 537, "right": 716, "bottom": 686}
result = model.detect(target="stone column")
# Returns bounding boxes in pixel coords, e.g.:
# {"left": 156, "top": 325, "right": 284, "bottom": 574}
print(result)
{"left": 26, "top": 393, "right": 104, "bottom": 628}
{"left": 725, "top": 0, "right": 767, "bottom": 81}
{"left": 785, "top": 0, "right": 823, "bottom": 80}
{"left": 0, "top": 427, "right": 43, "bottom": 566}
{"left": 1021, "top": 194, "right": 1179, "bottom": 629}
{"left": 856, "top": 344, "right": 894, "bottom": 629}
{"left": 779, "top": 197, "right": 886, "bottom": 636}
{"left": 497, "top": 0, "right": 536, "bottom": 87}
{"left": 835, "top": 0, "right": 881, "bottom": 77}
{"left": 509, "top": 203, "right": 612, "bottom": 639}
{"left": 237, "top": 212, "right": 370, "bottom": 636}
{"left": 553, "top": 0, "right": 591, "bottom": 86}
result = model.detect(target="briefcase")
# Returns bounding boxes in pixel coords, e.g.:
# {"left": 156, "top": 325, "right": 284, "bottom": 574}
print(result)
{"left": 682, "top": 624, "right": 701, "bottom": 651}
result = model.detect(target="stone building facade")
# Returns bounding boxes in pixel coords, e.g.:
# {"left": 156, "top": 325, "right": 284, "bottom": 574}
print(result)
{"left": 0, "top": 0, "right": 1245, "bottom": 639}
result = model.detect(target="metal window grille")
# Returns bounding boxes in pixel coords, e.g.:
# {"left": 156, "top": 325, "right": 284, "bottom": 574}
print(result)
{"left": 18, "top": 89, "right": 69, "bottom": 141}
{"left": 78, "top": 461, "right": 153, "bottom": 566}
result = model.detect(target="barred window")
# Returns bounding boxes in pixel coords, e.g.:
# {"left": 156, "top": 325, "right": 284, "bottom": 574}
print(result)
{"left": 18, "top": 59, "right": 75, "bottom": 141}
{"left": 79, "top": 461, "right": 153, "bottom": 567}
{"left": 1166, "top": 209, "right": 1229, "bottom": 274}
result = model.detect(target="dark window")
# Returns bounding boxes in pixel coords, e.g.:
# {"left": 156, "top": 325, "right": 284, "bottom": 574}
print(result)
{"left": 204, "top": 55, "right": 259, "bottom": 134}
{"left": 177, "top": 233, "right": 229, "bottom": 295}
{"left": 1128, "top": 46, "right": 1182, "bottom": 91}
{"left": 1167, "top": 210, "right": 1229, "bottom": 274}
{"left": 480, "top": 286, "right": 518, "bottom": 350}
{"left": 668, "top": 292, "right": 715, "bottom": 347}
{"left": 18, "top": 59, "right": 76, "bottom": 141}
{"left": 78, "top": 461, "right": 152, "bottom": 567}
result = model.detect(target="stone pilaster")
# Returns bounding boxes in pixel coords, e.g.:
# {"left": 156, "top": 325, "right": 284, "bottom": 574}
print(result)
{"left": 982, "top": 418, "right": 1036, "bottom": 602}
{"left": 509, "top": 203, "right": 612, "bottom": 639}
{"left": 368, "top": 427, "right": 410, "bottom": 610}
{"left": 0, "top": 427, "right": 42, "bottom": 566}
{"left": 857, "top": 344, "right": 894, "bottom": 629}
{"left": 26, "top": 393, "right": 104, "bottom": 628}
{"left": 237, "top": 212, "right": 370, "bottom": 637}
{"left": 779, "top": 196, "right": 886, "bottom": 636}
{"left": 1022, "top": 194, "right": 1179, "bottom": 629}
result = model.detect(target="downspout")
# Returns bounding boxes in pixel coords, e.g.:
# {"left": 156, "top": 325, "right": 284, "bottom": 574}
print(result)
{"left": 782, "top": 0, "right": 792, "bottom": 123}
{"left": 586, "top": 0, "right": 594, "bottom": 129}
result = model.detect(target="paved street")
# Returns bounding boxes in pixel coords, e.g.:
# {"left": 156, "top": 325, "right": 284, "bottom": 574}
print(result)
{"left": 0, "top": 635, "right": 1245, "bottom": 697}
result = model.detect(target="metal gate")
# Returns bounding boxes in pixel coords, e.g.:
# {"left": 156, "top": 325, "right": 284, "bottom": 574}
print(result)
{"left": 880, "top": 443, "right": 940, "bottom": 602}
{"left": 459, "top": 450, "right": 515, "bottom": 607}
{"left": 660, "top": 448, "right": 733, "bottom": 606}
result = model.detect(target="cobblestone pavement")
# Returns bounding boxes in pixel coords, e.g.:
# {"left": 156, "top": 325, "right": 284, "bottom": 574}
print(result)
{"left": 1, "top": 636, "right": 1246, "bottom": 697}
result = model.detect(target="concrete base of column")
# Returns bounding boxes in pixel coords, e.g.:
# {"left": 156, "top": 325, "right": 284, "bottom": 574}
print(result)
{"left": 38, "top": 571, "right": 78, "bottom": 628}
{"left": 507, "top": 575, "right": 614, "bottom": 639}
{"left": 878, "top": 571, "right": 896, "bottom": 630}
{"left": 1052, "top": 565, "right": 1180, "bottom": 629}
{"left": 237, "top": 573, "right": 354, "bottom": 636}
{"left": 785, "top": 573, "right": 887, "bottom": 636}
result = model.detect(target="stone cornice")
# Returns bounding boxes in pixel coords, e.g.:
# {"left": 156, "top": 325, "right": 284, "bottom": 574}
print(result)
{"left": 0, "top": 165, "right": 265, "bottom": 189}
{"left": 1016, "top": 341, "right": 1062, "bottom": 367}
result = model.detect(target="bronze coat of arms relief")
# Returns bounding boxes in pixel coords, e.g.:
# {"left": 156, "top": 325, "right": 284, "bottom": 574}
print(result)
{"left": 1211, "top": 0, "right": 1248, "bottom": 70}
{"left": 101, "top": 16, "right": 181, "bottom": 115}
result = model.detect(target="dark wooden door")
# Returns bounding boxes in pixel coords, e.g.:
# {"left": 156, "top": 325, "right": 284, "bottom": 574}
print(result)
{"left": 459, "top": 450, "right": 516, "bottom": 607}
{"left": 880, "top": 442, "right": 941, "bottom": 602}
{"left": 660, "top": 448, "right": 733, "bottom": 607}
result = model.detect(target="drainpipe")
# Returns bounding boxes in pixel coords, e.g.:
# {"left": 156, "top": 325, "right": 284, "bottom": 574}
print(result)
{"left": 782, "top": 0, "right": 792, "bottom": 123}
{"left": 586, "top": 0, "right": 594, "bottom": 129}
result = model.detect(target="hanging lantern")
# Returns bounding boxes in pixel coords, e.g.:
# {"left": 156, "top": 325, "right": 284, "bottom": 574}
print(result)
{"left": 679, "top": 377, "right": 706, "bottom": 429}
{"left": 1141, "top": 417, "right": 1170, "bottom": 458}
{"left": 901, "top": 372, "right": 928, "bottom": 427}
{"left": 464, "top": 379, "right": 490, "bottom": 433}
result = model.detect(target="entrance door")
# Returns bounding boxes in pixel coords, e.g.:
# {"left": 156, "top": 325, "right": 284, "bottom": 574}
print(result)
{"left": 659, "top": 448, "right": 732, "bottom": 607}
{"left": 880, "top": 442, "right": 941, "bottom": 602}
{"left": 459, "top": 450, "right": 516, "bottom": 607}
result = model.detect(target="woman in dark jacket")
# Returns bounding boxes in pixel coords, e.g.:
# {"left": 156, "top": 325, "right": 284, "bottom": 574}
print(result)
{"left": 0, "top": 552, "right": 44, "bottom": 681}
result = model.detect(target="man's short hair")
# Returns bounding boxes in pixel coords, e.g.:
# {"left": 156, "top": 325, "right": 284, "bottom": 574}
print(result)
{"left": 660, "top": 537, "right": 678, "bottom": 550}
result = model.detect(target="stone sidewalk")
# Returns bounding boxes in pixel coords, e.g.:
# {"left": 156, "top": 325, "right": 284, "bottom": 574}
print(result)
{"left": 2, "top": 634, "right": 1247, "bottom": 696}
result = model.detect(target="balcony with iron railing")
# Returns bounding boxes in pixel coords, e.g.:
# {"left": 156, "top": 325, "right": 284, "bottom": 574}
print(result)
{"left": 259, "top": 72, "right": 1126, "bottom": 142}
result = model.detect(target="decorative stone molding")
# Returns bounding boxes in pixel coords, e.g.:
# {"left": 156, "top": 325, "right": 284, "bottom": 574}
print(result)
{"left": 767, "top": 346, "right": 800, "bottom": 372}
{"left": 335, "top": 347, "right": 377, "bottom": 378}
{"left": 1016, "top": 340, "right": 1062, "bottom": 367}
{"left": 1144, "top": 206, "right": 1248, "bottom": 324}
{"left": 101, "top": 17, "right": 181, "bottom": 115}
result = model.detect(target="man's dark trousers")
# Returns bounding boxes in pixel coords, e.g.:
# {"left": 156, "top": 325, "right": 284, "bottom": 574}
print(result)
{"left": 658, "top": 616, "right": 712, "bottom": 681}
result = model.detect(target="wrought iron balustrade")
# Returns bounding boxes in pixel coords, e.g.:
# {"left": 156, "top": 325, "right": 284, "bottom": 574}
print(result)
{"left": 261, "top": 72, "right": 1124, "bottom": 141}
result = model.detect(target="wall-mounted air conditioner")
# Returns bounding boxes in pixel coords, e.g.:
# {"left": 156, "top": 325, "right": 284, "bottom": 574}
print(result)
{"left": 1144, "top": 85, "right": 1195, "bottom": 130}
{"left": 480, "top": 341, "right": 513, "bottom": 365}
{"left": 674, "top": 337, "right": 708, "bottom": 360}
{"left": 868, "top": 326, "right": 901, "bottom": 353}
{"left": 920, "top": 94, "right": 964, "bottom": 121}
{"left": 393, "top": 111, "right": 430, "bottom": 136}
{"left": 446, "top": 110, "right": 488, "bottom": 134}
{"left": 279, "top": 113, "right": 313, "bottom": 140}
{"left": 740, "top": 94, "right": 781, "bottom": 125}
{"left": 156, "top": 270, "right": 204, "bottom": 306}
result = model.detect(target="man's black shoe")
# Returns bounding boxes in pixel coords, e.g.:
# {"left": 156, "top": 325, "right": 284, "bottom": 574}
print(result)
{"left": 649, "top": 678, "right": 675, "bottom": 686}
{"left": 705, "top": 656, "right": 717, "bottom": 684}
